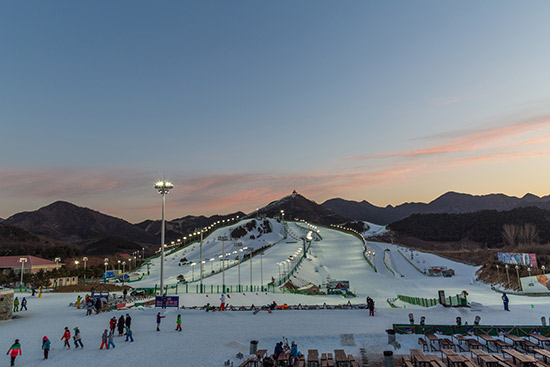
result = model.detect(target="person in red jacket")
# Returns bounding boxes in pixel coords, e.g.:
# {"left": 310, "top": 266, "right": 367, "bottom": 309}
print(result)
{"left": 6, "top": 339, "right": 22, "bottom": 366}
{"left": 109, "top": 317, "right": 117, "bottom": 334}
{"left": 61, "top": 327, "right": 71, "bottom": 348}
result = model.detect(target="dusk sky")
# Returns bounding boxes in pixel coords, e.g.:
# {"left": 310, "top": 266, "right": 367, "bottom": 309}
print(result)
{"left": 1, "top": 1, "right": 549, "bottom": 223}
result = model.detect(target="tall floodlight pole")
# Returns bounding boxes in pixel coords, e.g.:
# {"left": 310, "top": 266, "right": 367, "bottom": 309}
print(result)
{"left": 154, "top": 180, "right": 174, "bottom": 295}
{"left": 83, "top": 257, "right": 88, "bottom": 284}
{"left": 54, "top": 257, "right": 61, "bottom": 269}
{"left": 515, "top": 265, "right": 522, "bottom": 292}
{"left": 260, "top": 252, "right": 263, "bottom": 290}
{"left": 200, "top": 229, "right": 203, "bottom": 292}
{"left": 218, "top": 236, "right": 228, "bottom": 293}
{"left": 19, "top": 257, "right": 27, "bottom": 288}
{"left": 505, "top": 264, "right": 510, "bottom": 289}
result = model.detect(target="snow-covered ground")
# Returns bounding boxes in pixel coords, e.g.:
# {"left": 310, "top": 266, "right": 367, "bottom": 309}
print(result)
{"left": 1, "top": 220, "right": 547, "bottom": 366}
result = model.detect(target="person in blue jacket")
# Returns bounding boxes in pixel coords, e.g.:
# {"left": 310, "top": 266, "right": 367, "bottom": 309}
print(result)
{"left": 156, "top": 312, "right": 165, "bottom": 331}
{"left": 42, "top": 337, "right": 50, "bottom": 360}
{"left": 290, "top": 341, "right": 302, "bottom": 359}
{"left": 502, "top": 292, "right": 510, "bottom": 311}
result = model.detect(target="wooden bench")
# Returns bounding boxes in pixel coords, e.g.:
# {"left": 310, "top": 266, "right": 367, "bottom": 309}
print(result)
{"left": 348, "top": 355, "right": 360, "bottom": 367}
{"left": 496, "top": 340, "right": 513, "bottom": 353}
{"left": 535, "top": 349, "right": 550, "bottom": 364}
{"left": 441, "top": 339, "right": 457, "bottom": 351}
{"left": 493, "top": 354, "right": 515, "bottom": 367}
{"left": 334, "top": 349, "right": 348, "bottom": 367}
{"left": 419, "top": 338, "right": 430, "bottom": 352}
{"left": 308, "top": 350, "right": 319, "bottom": 367}
{"left": 278, "top": 351, "right": 291, "bottom": 367}
{"left": 522, "top": 339, "right": 538, "bottom": 353}
{"left": 239, "top": 349, "right": 268, "bottom": 367}
{"left": 502, "top": 348, "right": 537, "bottom": 367}
{"left": 293, "top": 355, "right": 305, "bottom": 367}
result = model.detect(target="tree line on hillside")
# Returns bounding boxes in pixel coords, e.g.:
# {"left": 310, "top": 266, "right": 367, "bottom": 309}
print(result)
{"left": 388, "top": 207, "right": 550, "bottom": 247}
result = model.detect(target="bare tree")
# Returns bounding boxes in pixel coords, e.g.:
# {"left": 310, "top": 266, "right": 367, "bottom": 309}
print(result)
{"left": 502, "top": 224, "right": 518, "bottom": 247}
{"left": 518, "top": 223, "right": 538, "bottom": 246}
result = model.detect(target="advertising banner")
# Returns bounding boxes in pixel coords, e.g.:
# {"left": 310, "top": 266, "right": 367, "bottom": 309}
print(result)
{"left": 155, "top": 296, "right": 179, "bottom": 308}
{"left": 520, "top": 275, "right": 550, "bottom": 293}
{"left": 497, "top": 252, "right": 538, "bottom": 268}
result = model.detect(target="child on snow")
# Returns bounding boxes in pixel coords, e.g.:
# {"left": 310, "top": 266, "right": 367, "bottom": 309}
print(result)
{"left": 125, "top": 326, "right": 134, "bottom": 342}
{"left": 42, "top": 337, "right": 50, "bottom": 360}
{"left": 107, "top": 331, "right": 116, "bottom": 349}
{"left": 61, "top": 327, "right": 71, "bottom": 348}
{"left": 176, "top": 314, "right": 182, "bottom": 332}
{"left": 6, "top": 339, "right": 22, "bottom": 366}
{"left": 100, "top": 330, "right": 109, "bottom": 349}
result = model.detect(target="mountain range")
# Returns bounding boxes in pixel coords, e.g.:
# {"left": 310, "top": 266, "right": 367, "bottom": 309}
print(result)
{"left": 321, "top": 191, "right": 550, "bottom": 225}
{"left": 2, "top": 191, "right": 550, "bottom": 256}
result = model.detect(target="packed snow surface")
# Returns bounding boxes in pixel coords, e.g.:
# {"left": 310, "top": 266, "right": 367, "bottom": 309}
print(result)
{"left": 1, "top": 220, "right": 546, "bottom": 366}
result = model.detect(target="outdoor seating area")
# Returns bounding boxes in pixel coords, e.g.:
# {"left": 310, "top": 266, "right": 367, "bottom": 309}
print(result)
{"left": 402, "top": 330, "right": 550, "bottom": 367}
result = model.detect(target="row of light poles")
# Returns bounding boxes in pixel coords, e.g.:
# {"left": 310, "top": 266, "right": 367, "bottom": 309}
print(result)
{"left": 495, "top": 263, "right": 546, "bottom": 291}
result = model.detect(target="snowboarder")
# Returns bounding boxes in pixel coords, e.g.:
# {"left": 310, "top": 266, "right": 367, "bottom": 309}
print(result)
{"left": 73, "top": 327, "right": 83, "bottom": 348}
{"left": 176, "top": 314, "right": 182, "bottom": 332}
{"left": 42, "top": 336, "right": 50, "bottom": 360}
{"left": 156, "top": 312, "right": 165, "bottom": 331}
{"left": 219, "top": 294, "right": 226, "bottom": 311}
{"left": 6, "top": 339, "right": 22, "bottom": 366}
{"left": 117, "top": 315, "right": 125, "bottom": 336}
{"left": 107, "top": 331, "right": 115, "bottom": 349}
{"left": 20, "top": 298, "right": 27, "bottom": 311}
{"left": 502, "top": 292, "right": 510, "bottom": 311}
{"left": 125, "top": 314, "right": 132, "bottom": 328}
{"left": 125, "top": 326, "right": 134, "bottom": 342}
{"left": 61, "top": 327, "right": 71, "bottom": 348}
{"left": 100, "top": 330, "right": 109, "bottom": 350}
{"left": 13, "top": 297, "right": 19, "bottom": 312}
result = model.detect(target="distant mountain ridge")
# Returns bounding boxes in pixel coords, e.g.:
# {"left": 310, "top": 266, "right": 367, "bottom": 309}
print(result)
{"left": 322, "top": 191, "right": 550, "bottom": 225}
{"left": 4, "top": 201, "right": 155, "bottom": 245}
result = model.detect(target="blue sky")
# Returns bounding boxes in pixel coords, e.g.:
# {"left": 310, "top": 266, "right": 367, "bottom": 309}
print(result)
{"left": 1, "top": 1, "right": 549, "bottom": 222}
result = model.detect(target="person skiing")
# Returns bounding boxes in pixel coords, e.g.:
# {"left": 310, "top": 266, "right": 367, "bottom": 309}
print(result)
{"left": 61, "top": 327, "right": 71, "bottom": 348}
{"left": 6, "top": 339, "right": 22, "bottom": 366}
{"left": 125, "top": 326, "right": 134, "bottom": 342}
{"left": 42, "top": 336, "right": 50, "bottom": 360}
{"left": 117, "top": 315, "right": 125, "bottom": 336}
{"left": 107, "top": 331, "right": 115, "bottom": 349}
{"left": 156, "top": 312, "right": 165, "bottom": 331}
{"left": 20, "top": 298, "right": 27, "bottom": 311}
{"left": 176, "top": 314, "right": 182, "bottom": 332}
{"left": 13, "top": 297, "right": 19, "bottom": 313}
{"left": 73, "top": 327, "right": 83, "bottom": 348}
{"left": 219, "top": 294, "right": 226, "bottom": 311}
{"left": 502, "top": 292, "right": 510, "bottom": 311}
{"left": 100, "top": 330, "right": 109, "bottom": 349}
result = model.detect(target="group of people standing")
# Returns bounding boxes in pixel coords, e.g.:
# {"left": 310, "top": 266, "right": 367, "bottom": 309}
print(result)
{"left": 12, "top": 297, "right": 27, "bottom": 312}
